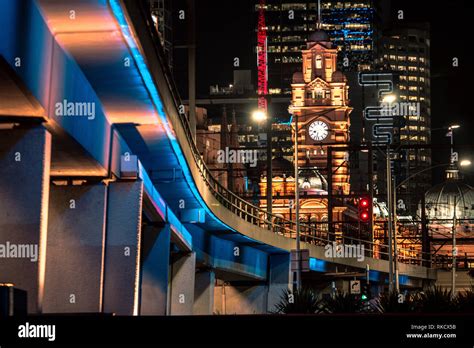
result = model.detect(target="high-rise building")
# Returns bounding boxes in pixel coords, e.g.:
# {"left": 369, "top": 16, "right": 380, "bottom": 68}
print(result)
{"left": 257, "top": 0, "right": 387, "bottom": 96}
{"left": 320, "top": 0, "right": 376, "bottom": 72}
{"left": 379, "top": 23, "right": 431, "bottom": 213}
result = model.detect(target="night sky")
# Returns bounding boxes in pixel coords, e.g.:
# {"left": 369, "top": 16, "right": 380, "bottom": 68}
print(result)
{"left": 171, "top": 0, "right": 474, "bottom": 185}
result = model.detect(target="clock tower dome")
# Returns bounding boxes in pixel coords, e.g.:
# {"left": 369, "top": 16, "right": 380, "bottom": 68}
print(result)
{"left": 290, "top": 28, "right": 352, "bottom": 195}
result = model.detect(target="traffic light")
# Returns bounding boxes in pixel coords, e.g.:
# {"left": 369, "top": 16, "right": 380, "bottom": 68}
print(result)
{"left": 358, "top": 196, "right": 372, "bottom": 223}
{"left": 361, "top": 282, "right": 371, "bottom": 301}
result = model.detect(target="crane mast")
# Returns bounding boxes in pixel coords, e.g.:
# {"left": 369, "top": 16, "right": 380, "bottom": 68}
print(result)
{"left": 257, "top": 0, "right": 268, "bottom": 112}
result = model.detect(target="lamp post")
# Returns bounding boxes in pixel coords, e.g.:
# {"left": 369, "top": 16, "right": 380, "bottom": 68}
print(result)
{"left": 386, "top": 144, "right": 394, "bottom": 293}
{"left": 450, "top": 154, "right": 469, "bottom": 299}
{"left": 392, "top": 171, "right": 399, "bottom": 292}
{"left": 287, "top": 106, "right": 301, "bottom": 291}
{"left": 448, "top": 124, "right": 460, "bottom": 163}
{"left": 381, "top": 93, "right": 397, "bottom": 293}
{"left": 452, "top": 194, "right": 457, "bottom": 298}
{"left": 294, "top": 112, "right": 301, "bottom": 291}
{"left": 288, "top": 108, "right": 333, "bottom": 291}
{"left": 252, "top": 109, "right": 272, "bottom": 229}
{"left": 447, "top": 124, "right": 460, "bottom": 297}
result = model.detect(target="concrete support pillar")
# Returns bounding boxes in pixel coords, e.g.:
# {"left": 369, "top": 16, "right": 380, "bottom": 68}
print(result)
{"left": 267, "top": 253, "right": 291, "bottom": 313}
{"left": 0, "top": 127, "right": 51, "bottom": 313}
{"left": 214, "top": 281, "right": 268, "bottom": 315}
{"left": 43, "top": 184, "right": 107, "bottom": 313}
{"left": 140, "top": 224, "right": 170, "bottom": 315}
{"left": 103, "top": 181, "right": 143, "bottom": 315}
{"left": 193, "top": 270, "right": 215, "bottom": 315}
{"left": 169, "top": 252, "right": 196, "bottom": 315}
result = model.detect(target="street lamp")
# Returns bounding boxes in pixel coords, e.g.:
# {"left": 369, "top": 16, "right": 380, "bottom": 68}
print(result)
{"left": 382, "top": 93, "right": 397, "bottom": 104}
{"left": 252, "top": 110, "right": 267, "bottom": 122}
{"left": 447, "top": 124, "right": 460, "bottom": 163}
{"left": 379, "top": 92, "right": 397, "bottom": 292}
{"left": 252, "top": 108, "right": 272, "bottom": 227}
{"left": 293, "top": 111, "right": 301, "bottom": 291}
{"left": 452, "top": 194, "right": 458, "bottom": 298}
{"left": 460, "top": 160, "right": 471, "bottom": 167}
{"left": 287, "top": 107, "right": 301, "bottom": 291}
{"left": 386, "top": 143, "right": 396, "bottom": 293}
{"left": 450, "top": 159, "right": 471, "bottom": 297}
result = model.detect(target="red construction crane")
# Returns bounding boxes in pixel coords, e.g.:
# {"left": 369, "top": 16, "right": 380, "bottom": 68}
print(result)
{"left": 257, "top": 0, "right": 268, "bottom": 113}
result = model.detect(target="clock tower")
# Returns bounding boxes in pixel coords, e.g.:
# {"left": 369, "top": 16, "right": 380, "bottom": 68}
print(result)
{"left": 290, "top": 28, "right": 352, "bottom": 195}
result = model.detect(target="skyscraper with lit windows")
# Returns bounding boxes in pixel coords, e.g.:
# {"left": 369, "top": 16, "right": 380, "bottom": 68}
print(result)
{"left": 257, "top": 0, "right": 388, "bottom": 96}
{"left": 379, "top": 23, "right": 431, "bottom": 211}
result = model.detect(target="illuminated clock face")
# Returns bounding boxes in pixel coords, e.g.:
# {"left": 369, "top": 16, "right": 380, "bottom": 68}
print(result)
{"left": 308, "top": 120, "right": 329, "bottom": 141}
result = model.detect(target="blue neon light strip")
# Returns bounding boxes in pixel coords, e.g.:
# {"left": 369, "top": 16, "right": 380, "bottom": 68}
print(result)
{"left": 108, "top": 0, "right": 236, "bottom": 233}
{"left": 310, "top": 258, "right": 411, "bottom": 285}
{"left": 278, "top": 114, "right": 293, "bottom": 126}
{"left": 139, "top": 161, "right": 193, "bottom": 248}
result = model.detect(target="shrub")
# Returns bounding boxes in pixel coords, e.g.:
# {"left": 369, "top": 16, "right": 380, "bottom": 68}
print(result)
{"left": 273, "top": 287, "right": 321, "bottom": 314}
{"left": 417, "top": 287, "right": 456, "bottom": 313}
{"left": 455, "top": 287, "right": 474, "bottom": 313}
{"left": 320, "top": 291, "right": 364, "bottom": 314}
{"left": 371, "top": 291, "right": 417, "bottom": 313}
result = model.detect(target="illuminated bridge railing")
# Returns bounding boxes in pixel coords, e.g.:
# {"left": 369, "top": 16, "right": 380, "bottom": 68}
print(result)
{"left": 140, "top": 3, "right": 433, "bottom": 268}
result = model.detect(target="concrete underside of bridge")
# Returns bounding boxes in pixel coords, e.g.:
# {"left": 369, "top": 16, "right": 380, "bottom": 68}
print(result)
{"left": 0, "top": 120, "right": 295, "bottom": 314}
{"left": 0, "top": 0, "right": 439, "bottom": 316}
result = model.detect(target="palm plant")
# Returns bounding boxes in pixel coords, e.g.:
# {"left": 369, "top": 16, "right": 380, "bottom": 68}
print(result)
{"left": 272, "top": 287, "right": 321, "bottom": 314}
{"left": 455, "top": 287, "right": 474, "bottom": 313}
{"left": 417, "top": 287, "right": 456, "bottom": 313}
{"left": 320, "top": 291, "right": 364, "bottom": 314}
{"left": 371, "top": 291, "right": 416, "bottom": 313}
